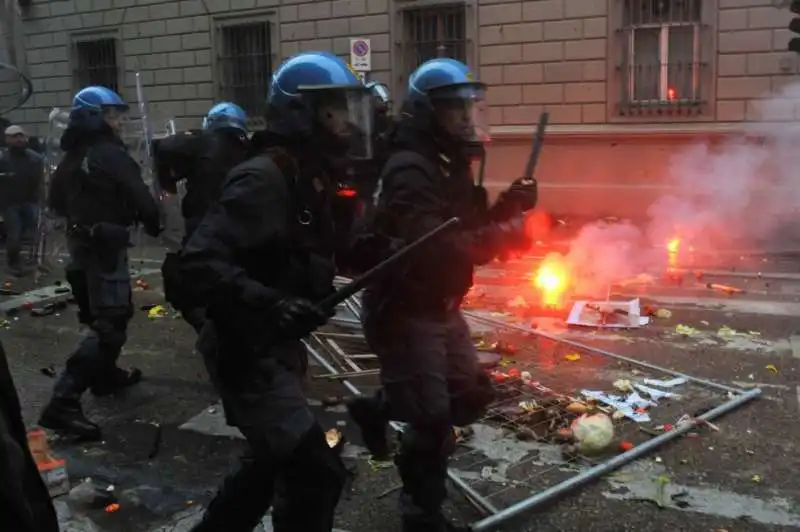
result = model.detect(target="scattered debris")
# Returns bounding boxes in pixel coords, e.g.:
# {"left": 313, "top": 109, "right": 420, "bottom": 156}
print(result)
{"left": 567, "top": 299, "right": 649, "bottom": 329}
{"left": 147, "top": 305, "right": 168, "bottom": 319}
{"left": 706, "top": 282, "right": 744, "bottom": 295}
{"left": 67, "top": 478, "right": 117, "bottom": 509}
{"left": 28, "top": 429, "right": 69, "bottom": 497}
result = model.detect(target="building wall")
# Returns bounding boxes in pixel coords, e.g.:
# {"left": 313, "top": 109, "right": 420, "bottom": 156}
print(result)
{"left": 4, "top": 0, "right": 799, "bottom": 217}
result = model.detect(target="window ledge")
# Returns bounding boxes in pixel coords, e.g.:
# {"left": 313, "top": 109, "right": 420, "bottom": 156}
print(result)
{"left": 489, "top": 122, "right": 760, "bottom": 141}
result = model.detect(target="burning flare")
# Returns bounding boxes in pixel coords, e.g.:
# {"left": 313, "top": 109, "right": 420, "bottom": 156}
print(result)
{"left": 666, "top": 237, "right": 680, "bottom": 269}
{"left": 666, "top": 238, "right": 680, "bottom": 254}
{"left": 533, "top": 254, "right": 569, "bottom": 308}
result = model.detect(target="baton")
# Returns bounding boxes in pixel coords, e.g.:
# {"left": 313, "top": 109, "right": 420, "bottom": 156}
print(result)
{"left": 522, "top": 111, "right": 549, "bottom": 180}
{"left": 317, "top": 216, "right": 460, "bottom": 311}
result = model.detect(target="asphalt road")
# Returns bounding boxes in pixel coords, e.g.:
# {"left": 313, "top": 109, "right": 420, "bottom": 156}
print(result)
{"left": 1, "top": 247, "right": 799, "bottom": 532}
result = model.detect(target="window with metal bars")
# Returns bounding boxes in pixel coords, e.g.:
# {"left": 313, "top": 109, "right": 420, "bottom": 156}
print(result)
{"left": 619, "top": 0, "right": 706, "bottom": 115}
{"left": 401, "top": 6, "right": 467, "bottom": 83}
{"left": 216, "top": 21, "right": 272, "bottom": 118}
{"left": 74, "top": 38, "right": 119, "bottom": 93}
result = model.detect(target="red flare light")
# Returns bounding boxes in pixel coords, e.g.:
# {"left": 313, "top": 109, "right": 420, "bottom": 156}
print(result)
{"left": 336, "top": 186, "right": 357, "bottom": 198}
{"left": 532, "top": 254, "right": 569, "bottom": 309}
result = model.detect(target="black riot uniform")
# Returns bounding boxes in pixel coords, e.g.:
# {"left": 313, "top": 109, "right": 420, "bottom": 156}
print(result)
{"left": 181, "top": 51, "right": 375, "bottom": 532}
{"left": 0, "top": 340, "right": 60, "bottom": 532}
{"left": 39, "top": 87, "right": 162, "bottom": 441}
{"left": 348, "top": 59, "right": 538, "bottom": 532}
{"left": 154, "top": 127, "right": 249, "bottom": 332}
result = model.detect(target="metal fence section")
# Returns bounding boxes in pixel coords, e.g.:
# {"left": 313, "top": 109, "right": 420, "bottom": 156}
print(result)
{"left": 216, "top": 21, "right": 272, "bottom": 118}
{"left": 307, "top": 283, "right": 760, "bottom": 531}
{"left": 401, "top": 6, "right": 467, "bottom": 81}
{"left": 618, "top": 0, "right": 706, "bottom": 115}
{"left": 74, "top": 38, "right": 119, "bottom": 93}
{"left": 0, "top": 0, "right": 32, "bottom": 115}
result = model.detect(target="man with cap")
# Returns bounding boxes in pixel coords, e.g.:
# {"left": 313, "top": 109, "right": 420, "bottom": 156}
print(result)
{"left": 0, "top": 125, "right": 44, "bottom": 275}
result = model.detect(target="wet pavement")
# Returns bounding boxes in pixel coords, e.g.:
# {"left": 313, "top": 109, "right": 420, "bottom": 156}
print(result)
{"left": 0, "top": 246, "right": 799, "bottom": 532}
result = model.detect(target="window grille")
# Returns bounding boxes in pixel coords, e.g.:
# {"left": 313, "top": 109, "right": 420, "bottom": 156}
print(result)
{"left": 74, "top": 38, "right": 119, "bottom": 93}
{"left": 619, "top": 0, "right": 705, "bottom": 115}
{"left": 401, "top": 6, "right": 467, "bottom": 81}
{"left": 217, "top": 21, "right": 272, "bottom": 118}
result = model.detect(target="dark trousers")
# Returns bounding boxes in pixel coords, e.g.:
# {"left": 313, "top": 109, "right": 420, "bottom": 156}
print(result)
{"left": 193, "top": 338, "right": 346, "bottom": 532}
{"left": 3, "top": 202, "right": 38, "bottom": 266}
{"left": 161, "top": 251, "right": 205, "bottom": 333}
{"left": 0, "top": 341, "right": 60, "bottom": 532}
{"left": 363, "top": 302, "right": 495, "bottom": 525}
{"left": 52, "top": 238, "right": 133, "bottom": 400}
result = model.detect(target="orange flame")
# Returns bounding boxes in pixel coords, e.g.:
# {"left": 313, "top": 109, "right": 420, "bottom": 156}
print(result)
{"left": 533, "top": 255, "right": 569, "bottom": 308}
{"left": 666, "top": 237, "right": 680, "bottom": 269}
{"left": 666, "top": 238, "right": 680, "bottom": 254}
{"left": 667, "top": 87, "right": 677, "bottom": 101}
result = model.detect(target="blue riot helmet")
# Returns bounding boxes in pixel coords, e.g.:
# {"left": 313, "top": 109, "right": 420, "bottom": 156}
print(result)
{"left": 71, "top": 85, "right": 129, "bottom": 136}
{"left": 268, "top": 52, "right": 374, "bottom": 159}
{"left": 406, "top": 58, "right": 488, "bottom": 145}
{"left": 203, "top": 102, "right": 248, "bottom": 133}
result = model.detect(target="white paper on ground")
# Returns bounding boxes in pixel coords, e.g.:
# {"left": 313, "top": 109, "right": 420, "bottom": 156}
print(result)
{"left": 634, "top": 383, "right": 681, "bottom": 401}
{"left": 567, "top": 298, "right": 650, "bottom": 329}
{"left": 581, "top": 389, "right": 651, "bottom": 422}
{"left": 643, "top": 377, "right": 688, "bottom": 388}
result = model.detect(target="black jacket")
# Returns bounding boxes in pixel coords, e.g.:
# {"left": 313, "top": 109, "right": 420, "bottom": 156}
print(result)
{"left": 367, "top": 115, "right": 524, "bottom": 309}
{"left": 179, "top": 138, "right": 337, "bottom": 353}
{"left": 0, "top": 148, "right": 43, "bottom": 208}
{"left": 48, "top": 109, "right": 160, "bottom": 236}
{"left": 154, "top": 130, "right": 249, "bottom": 239}
{"left": 0, "top": 341, "right": 60, "bottom": 532}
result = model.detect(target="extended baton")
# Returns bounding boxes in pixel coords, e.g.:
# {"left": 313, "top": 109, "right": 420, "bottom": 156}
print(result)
{"left": 317, "top": 216, "right": 460, "bottom": 311}
{"left": 522, "top": 111, "right": 549, "bottom": 181}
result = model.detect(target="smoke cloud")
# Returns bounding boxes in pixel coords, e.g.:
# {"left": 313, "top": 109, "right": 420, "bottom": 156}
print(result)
{"left": 558, "top": 81, "right": 800, "bottom": 297}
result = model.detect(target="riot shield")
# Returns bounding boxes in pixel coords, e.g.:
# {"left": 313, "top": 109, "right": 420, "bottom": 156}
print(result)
{"left": 30, "top": 108, "right": 69, "bottom": 278}
{"left": 123, "top": 72, "right": 182, "bottom": 253}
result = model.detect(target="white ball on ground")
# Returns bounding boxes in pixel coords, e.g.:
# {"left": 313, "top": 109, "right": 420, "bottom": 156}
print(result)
{"left": 570, "top": 413, "right": 615, "bottom": 453}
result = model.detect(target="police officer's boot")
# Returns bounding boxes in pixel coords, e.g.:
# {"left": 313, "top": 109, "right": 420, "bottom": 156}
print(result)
{"left": 190, "top": 454, "right": 275, "bottom": 532}
{"left": 396, "top": 434, "right": 466, "bottom": 532}
{"left": 90, "top": 366, "right": 142, "bottom": 397}
{"left": 346, "top": 393, "right": 392, "bottom": 460}
{"left": 38, "top": 374, "right": 101, "bottom": 441}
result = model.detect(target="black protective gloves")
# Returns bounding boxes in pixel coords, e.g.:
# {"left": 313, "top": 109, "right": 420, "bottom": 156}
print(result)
{"left": 471, "top": 185, "right": 489, "bottom": 218}
{"left": 272, "top": 297, "right": 333, "bottom": 341}
{"left": 490, "top": 177, "right": 538, "bottom": 221}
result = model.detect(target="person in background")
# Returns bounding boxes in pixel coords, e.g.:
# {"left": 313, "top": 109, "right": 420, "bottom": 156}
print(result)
{"left": 0, "top": 125, "right": 44, "bottom": 275}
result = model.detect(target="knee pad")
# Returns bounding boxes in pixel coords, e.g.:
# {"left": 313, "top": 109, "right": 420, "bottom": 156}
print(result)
{"left": 451, "top": 372, "right": 496, "bottom": 426}
{"left": 401, "top": 425, "right": 456, "bottom": 460}
{"left": 91, "top": 315, "right": 128, "bottom": 352}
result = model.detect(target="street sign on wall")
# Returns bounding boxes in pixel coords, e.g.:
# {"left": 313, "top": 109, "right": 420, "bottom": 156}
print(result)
{"left": 349, "top": 38, "right": 371, "bottom": 72}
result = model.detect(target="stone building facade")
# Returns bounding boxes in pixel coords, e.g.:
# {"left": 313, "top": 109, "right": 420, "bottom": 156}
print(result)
{"left": 2, "top": 0, "right": 798, "bottom": 217}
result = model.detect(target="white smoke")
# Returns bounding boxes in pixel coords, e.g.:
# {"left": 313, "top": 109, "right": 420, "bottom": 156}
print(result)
{"left": 558, "top": 81, "right": 800, "bottom": 297}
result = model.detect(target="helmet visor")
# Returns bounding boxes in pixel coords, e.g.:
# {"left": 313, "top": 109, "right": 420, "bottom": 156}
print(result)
{"left": 430, "top": 84, "right": 489, "bottom": 144}
{"left": 302, "top": 86, "right": 375, "bottom": 160}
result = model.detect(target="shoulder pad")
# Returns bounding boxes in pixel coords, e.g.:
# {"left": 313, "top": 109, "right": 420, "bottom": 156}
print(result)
{"left": 382, "top": 149, "right": 438, "bottom": 181}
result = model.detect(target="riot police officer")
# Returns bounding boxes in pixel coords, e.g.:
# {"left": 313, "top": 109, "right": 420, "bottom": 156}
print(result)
{"left": 154, "top": 102, "right": 250, "bottom": 332}
{"left": 350, "top": 58, "right": 538, "bottom": 532}
{"left": 39, "top": 86, "right": 162, "bottom": 441}
{"left": 180, "top": 51, "right": 374, "bottom": 532}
